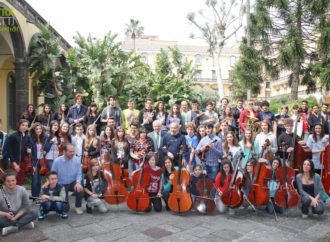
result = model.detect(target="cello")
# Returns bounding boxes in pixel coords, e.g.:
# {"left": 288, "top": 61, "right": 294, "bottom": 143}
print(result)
{"left": 119, "top": 157, "right": 132, "bottom": 188}
{"left": 194, "top": 154, "right": 216, "bottom": 214}
{"left": 221, "top": 153, "right": 244, "bottom": 208}
{"left": 127, "top": 155, "right": 150, "bottom": 212}
{"left": 168, "top": 146, "right": 192, "bottom": 213}
{"left": 320, "top": 139, "right": 330, "bottom": 195}
{"left": 248, "top": 140, "right": 272, "bottom": 206}
{"left": 102, "top": 144, "right": 128, "bottom": 205}
{"left": 274, "top": 142, "right": 299, "bottom": 209}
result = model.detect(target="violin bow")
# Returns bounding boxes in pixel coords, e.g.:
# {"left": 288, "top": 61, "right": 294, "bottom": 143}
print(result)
{"left": 269, "top": 198, "right": 278, "bottom": 221}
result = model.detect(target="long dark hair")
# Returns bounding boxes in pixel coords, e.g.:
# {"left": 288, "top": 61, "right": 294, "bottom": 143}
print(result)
{"left": 22, "top": 104, "right": 36, "bottom": 118}
{"left": 301, "top": 159, "right": 315, "bottom": 178}
{"left": 163, "top": 157, "right": 175, "bottom": 183}
{"left": 312, "top": 124, "right": 325, "bottom": 142}
{"left": 219, "top": 159, "right": 233, "bottom": 186}
{"left": 86, "top": 102, "right": 98, "bottom": 116}
{"left": 49, "top": 120, "right": 59, "bottom": 139}
{"left": 30, "top": 122, "right": 46, "bottom": 144}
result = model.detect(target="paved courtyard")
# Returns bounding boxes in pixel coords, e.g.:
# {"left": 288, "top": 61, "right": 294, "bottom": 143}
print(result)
{"left": 2, "top": 195, "right": 330, "bottom": 242}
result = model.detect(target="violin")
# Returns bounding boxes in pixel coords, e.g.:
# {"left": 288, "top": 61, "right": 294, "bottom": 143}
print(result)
{"left": 127, "top": 155, "right": 150, "bottom": 211}
{"left": 58, "top": 132, "right": 64, "bottom": 156}
{"left": 197, "top": 139, "right": 217, "bottom": 161}
{"left": 248, "top": 140, "right": 272, "bottom": 206}
{"left": 194, "top": 163, "right": 216, "bottom": 214}
{"left": 168, "top": 146, "right": 192, "bottom": 213}
{"left": 82, "top": 155, "right": 91, "bottom": 173}
{"left": 274, "top": 142, "right": 299, "bottom": 208}
{"left": 38, "top": 140, "right": 49, "bottom": 176}
{"left": 21, "top": 145, "right": 34, "bottom": 174}
{"left": 103, "top": 150, "right": 128, "bottom": 205}
{"left": 222, "top": 153, "right": 244, "bottom": 208}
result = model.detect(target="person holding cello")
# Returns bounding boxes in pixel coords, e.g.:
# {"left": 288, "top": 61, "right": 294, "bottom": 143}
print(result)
{"left": 214, "top": 159, "right": 234, "bottom": 214}
{"left": 277, "top": 118, "right": 295, "bottom": 165}
{"left": 255, "top": 121, "right": 278, "bottom": 159}
{"left": 84, "top": 159, "right": 108, "bottom": 214}
{"left": 240, "top": 158, "right": 256, "bottom": 208}
{"left": 306, "top": 124, "right": 329, "bottom": 175}
{"left": 144, "top": 152, "right": 163, "bottom": 212}
{"left": 296, "top": 159, "right": 325, "bottom": 218}
{"left": 265, "top": 158, "right": 283, "bottom": 215}
{"left": 190, "top": 164, "right": 203, "bottom": 204}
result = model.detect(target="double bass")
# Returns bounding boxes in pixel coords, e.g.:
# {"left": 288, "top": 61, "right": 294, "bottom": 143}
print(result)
{"left": 127, "top": 155, "right": 150, "bottom": 211}
{"left": 168, "top": 146, "right": 192, "bottom": 213}
{"left": 248, "top": 140, "right": 272, "bottom": 206}
{"left": 221, "top": 153, "right": 244, "bottom": 208}
{"left": 274, "top": 142, "right": 299, "bottom": 209}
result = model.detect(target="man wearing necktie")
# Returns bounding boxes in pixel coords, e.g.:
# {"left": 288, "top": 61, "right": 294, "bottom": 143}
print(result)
{"left": 148, "top": 120, "right": 165, "bottom": 167}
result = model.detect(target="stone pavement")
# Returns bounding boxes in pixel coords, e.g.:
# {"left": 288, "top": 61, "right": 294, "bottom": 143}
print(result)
{"left": 2, "top": 196, "right": 330, "bottom": 242}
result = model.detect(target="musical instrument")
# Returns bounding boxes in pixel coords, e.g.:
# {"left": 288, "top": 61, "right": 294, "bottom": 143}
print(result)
{"left": 20, "top": 145, "right": 34, "bottom": 174}
{"left": 221, "top": 153, "right": 244, "bottom": 208}
{"left": 103, "top": 152, "right": 128, "bottom": 205}
{"left": 127, "top": 155, "right": 150, "bottom": 211}
{"left": 119, "top": 157, "right": 132, "bottom": 188}
{"left": 274, "top": 142, "right": 299, "bottom": 209}
{"left": 168, "top": 146, "right": 192, "bottom": 213}
{"left": 194, "top": 161, "right": 216, "bottom": 214}
{"left": 248, "top": 140, "right": 272, "bottom": 206}
{"left": 261, "top": 139, "right": 274, "bottom": 161}
{"left": 39, "top": 156, "right": 49, "bottom": 176}
{"left": 197, "top": 139, "right": 217, "bottom": 161}
{"left": 82, "top": 155, "right": 91, "bottom": 173}
{"left": 0, "top": 184, "right": 14, "bottom": 216}
{"left": 321, "top": 142, "right": 330, "bottom": 195}
{"left": 58, "top": 132, "right": 64, "bottom": 156}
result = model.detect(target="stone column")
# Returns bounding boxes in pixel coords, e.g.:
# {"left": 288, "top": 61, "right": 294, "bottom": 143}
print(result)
{"left": 14, "top": 58, "right": 28, "bottom": 126}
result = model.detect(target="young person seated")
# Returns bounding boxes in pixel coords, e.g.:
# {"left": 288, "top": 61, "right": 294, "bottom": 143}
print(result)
{"left": 0, "top": 169, "right": 37, "bottom": 236}
{"left": 38, "top": 171, "right": 68, "bottom": 220}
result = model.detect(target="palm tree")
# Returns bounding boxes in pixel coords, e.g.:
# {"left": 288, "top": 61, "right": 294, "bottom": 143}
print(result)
{"left": 125, "top": 19, "right": 144, "bottom": 52}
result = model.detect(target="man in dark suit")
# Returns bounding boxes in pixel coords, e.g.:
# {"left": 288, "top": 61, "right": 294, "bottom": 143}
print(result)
{"left": 148, "top": 120, "right": 166, "bottom": 167}
{"left": 67, "top": 94, "right": 88, "bottom": 134}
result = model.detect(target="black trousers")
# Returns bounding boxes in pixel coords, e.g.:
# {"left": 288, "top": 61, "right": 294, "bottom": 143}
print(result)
{"left": 146, "top": 192, "right": 162, "bottom": 212}
{"left": 64, "top": 181, "right": 83, "bottom": 208}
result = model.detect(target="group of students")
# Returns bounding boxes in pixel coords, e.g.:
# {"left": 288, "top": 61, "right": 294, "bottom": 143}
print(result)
{"left": 0, "top": 94, "right": 329, "bottom": 236}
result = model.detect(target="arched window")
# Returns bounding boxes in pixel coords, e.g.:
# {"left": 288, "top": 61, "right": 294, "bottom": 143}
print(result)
{"left": 7, "top": 73, "right": 16, "bottom": 130}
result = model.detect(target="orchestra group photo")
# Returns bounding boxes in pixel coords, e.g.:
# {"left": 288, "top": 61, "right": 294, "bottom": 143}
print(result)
{"left": 0, "top": 94, "right": 329, "bottom": 237}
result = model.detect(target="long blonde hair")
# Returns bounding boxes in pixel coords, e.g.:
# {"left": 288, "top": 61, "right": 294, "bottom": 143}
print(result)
{"left": 85, "top": 125, "right": 98, "bottom": 150}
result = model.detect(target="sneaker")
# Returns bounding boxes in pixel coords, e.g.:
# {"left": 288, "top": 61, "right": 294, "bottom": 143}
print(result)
{"left": 60, "top": 212, "right": 68, "bottom": 219}
{"left": 38, "top": 212, "right": 46, "bottom": 221}
{"left": 25, "top": 222, "right": 35, "bottom": 229}
{"left": 2, "top": 226, "right": 18, "bottom": 236}
{"left": 75, "top": 207, "right": 83, "bottom": 215}
{"left": 86, "top": 204, "right": 92, "bottom": 214}
{"left": 302, "top": 214, "right": 308, "bottom": 219}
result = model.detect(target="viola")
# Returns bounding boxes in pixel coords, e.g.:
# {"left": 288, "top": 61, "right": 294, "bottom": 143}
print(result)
{"left": 222, "top": 153, "right": 244, "bottom": 208}
{"left": 274, "top": 142, "right": 299, "bottom": 208}
{"left": 168, "top": 146, "right": 192, "bottom": 213}
{"left": 127, "top": 156, "right": 150, "bottom": 211}
{"left": 103, "top": 153, "right": 128, "bottom": 205}
{"left": 194, "top": 172, "right": 216, "bottom": 214}
{"left": 248, "top": 141, "right": 272, "bottom": 206}
{"left": 321, "top": 144, "right": 330, "bottom": 195}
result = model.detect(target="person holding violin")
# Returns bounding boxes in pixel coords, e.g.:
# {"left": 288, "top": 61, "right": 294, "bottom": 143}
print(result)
{"left": 196, "top": 123, "right": 223, "bottom": 180}
{"left": 265, "top": 158, "right": 283, "bottom": 215}
{"left": 130, "top": 127, "right": 154, "bottom": 170}
{"left": 239, "top": 128, "right": 258, "bottom": 168}
{"left": 21, "top": 104, "right": 37, "bottom": 128}
{"left": 52, "top": 103, "right": 69, "bottom": 125}
{"left": 296, "top": 159, "right": 325, "bottom": 218}
{"left": 45, "top": 121, "right": 60, "bottom": 170}
{"left": 6, "top": 119, "right": 33, "bottom": 185}
{"left": 84, "top": 159, "right": 108, "bottom": 214}
{"left": 36, "top": 104, "right": 53, "bottom": 133}
{"left": 255, "top": 121, "right": 278, "bottom": 158}
{"left": 161, "top": 157, "right": 175, "bottom": 210}
{"left": 306, "top": 124, "right": 329, "bottom": 175}
{"left": 83, "top": 102, "right": 101, "bottom": 135}
{"left": 38, "top": 171, "right": 68, "bottom": 220}
{"left": 214, "top": 159, "right": 233, "bottom": 214}
{"left": 30, "top": 122, "right": 50, "bottom": 198}
{"left": 144, "top": 153, "right": 163, "bottom": 212}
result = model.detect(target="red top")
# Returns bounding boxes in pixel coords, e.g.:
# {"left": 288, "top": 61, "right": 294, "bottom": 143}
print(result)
{"left": 239, "top": 109, "right": 259, "bottom": 132}
{"left": 144, "top": 165, "right": 163, "bottom": 194}
{"left": 214, "top": 172, "right": 232, "bottom": 193}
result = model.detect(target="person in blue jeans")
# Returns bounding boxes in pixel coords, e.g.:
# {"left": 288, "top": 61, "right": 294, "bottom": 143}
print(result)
{"left": 38, "top": 171, "right": 68, "bottom": 220}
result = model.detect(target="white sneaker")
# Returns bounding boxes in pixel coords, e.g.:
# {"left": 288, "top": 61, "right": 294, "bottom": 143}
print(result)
{"left": 2, "top": 226, "right": 18, "bottom": 236}
{"left": 25, "top": 222, "right": 35, "bottom": 229}
{"left": 302, "top": 214, "right": 308, "bottom": 219}
{"left": 75, "top": 207, "right": 83, "bottom": 215}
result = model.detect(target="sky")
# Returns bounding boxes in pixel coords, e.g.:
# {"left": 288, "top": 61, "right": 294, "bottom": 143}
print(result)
{"left": 26, "top": 0, "right": 215, "bottom": 46}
